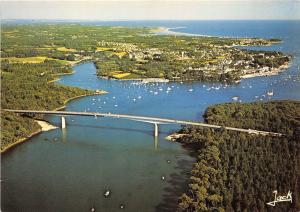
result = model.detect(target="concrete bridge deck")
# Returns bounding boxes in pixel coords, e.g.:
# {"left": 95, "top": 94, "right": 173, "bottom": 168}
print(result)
{"left": 3, "top": 109, "right": 284, "bottom": 137}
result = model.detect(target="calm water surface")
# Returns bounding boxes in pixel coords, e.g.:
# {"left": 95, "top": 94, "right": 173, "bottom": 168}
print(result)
{"left": 2, "top": 21, "right": 300, "bottom": 212}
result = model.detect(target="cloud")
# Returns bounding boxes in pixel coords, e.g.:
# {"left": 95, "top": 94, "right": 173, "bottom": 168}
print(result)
{"left": 1, "top": 0, "right": 299, "bottom": 20}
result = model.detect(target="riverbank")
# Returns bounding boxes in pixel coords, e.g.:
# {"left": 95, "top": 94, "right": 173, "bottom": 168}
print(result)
{"left": 176, "top": 100, "right": 300, "bottom": 211}
{"left": 1, "top": 120, "right": 58, "bottom": 153}
{"left": 1, "top": 90, "right": 108, "bottom": 154}
{"left": 165, "top": 133, "right": 188, "bottom": 141}
{"left": 96, "top": 62, "right": 291, "bottom": 83}
{"left": 36, "top": 120, "right": 58, "bottom": 131}
{"left": 47, "top": 71, "right": 75, "bottom": 84}
{"left": 1, "top": 129, "right": 42, "bottom": 153}
{"left": 54, "top": 91, "right": 108, "bottom": 111}
{"left": 240, "top": 62, "right": 290, "bottom": 79}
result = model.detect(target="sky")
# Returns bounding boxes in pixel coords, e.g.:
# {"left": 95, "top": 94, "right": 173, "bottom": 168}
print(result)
{"left": 1, "top": 0, "right": 300, "bottom": 20}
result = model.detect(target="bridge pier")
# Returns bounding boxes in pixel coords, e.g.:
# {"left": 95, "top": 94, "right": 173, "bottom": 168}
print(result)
{"left": 154, "top": 123, "right": 158, "bottom": 137}
{"left": 154, "top": 136, "right": 158, "bottom": 150}
{"left": 61, "top": 116, "right": 66, "bottom": 129}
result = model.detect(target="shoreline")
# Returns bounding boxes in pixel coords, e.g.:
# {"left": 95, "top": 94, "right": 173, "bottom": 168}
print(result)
{"left": 1, "top": 129, "right": 42, "bottom": 153}
{"left": 96, "top": 63, "right": 291, "bottom": 83}
{"left": 47, "top": 71, "right": 75, "bottom": 83}
{"left": 153, "top": 26, "right": 282, "bottom": 44}
{"left": 1, "top": 63, "right": 108, "bottom": 154}
{"left": 1, "top": 91, "right": 108, "bottom": 154}
{"left": 36, "top": 120, "right": 58, "bottom": 131}
{"left": 240, "top": 62, "right": 290, "bottom": 79}
{"left": 165, "top": 133, "right": 188, "bottom": 141}
{"left": 1, "top": 120, "right": 58, "bottom": 153}
{"left": 54, "top": 91, "right": 108, "bottom": 111}
{"left": 152, "top": 26, "right": 211, "bottom": 37}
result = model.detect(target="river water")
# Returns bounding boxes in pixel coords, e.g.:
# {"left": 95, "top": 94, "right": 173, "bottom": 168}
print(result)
{"left": 2, "top": 21, "right": 300, "bottom": 212}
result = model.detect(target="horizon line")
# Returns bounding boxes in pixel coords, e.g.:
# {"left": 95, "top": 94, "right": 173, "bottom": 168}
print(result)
{"left": 2, "top": 18, "right": 300, "bottom": 21}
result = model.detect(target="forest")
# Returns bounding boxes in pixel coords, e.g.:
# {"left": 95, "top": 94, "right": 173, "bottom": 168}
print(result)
{"left": 1, "top": 60, "right": 93, "bottom": 151}
{"left": 177, "top": 100, "right": 300, "bottom": 211}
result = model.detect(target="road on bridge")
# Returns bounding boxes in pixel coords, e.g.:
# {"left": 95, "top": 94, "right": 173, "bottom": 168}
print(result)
{"left": 3, "top": 109, "right": 284, "bottom": 137}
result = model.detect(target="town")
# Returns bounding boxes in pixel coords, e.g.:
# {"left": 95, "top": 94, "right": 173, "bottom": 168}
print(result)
{"left": 1, "top": 25, "right": 291, "bottom": 82}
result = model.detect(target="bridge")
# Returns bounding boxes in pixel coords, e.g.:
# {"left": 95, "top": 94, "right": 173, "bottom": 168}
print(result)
{"left": 3, "top": 109, "right": 284, "bottom": 137}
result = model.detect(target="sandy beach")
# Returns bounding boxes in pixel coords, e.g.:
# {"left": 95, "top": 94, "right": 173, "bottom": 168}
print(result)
{"left": 36, "top": 120, "right": 58, "bottom": 131}
{"left": 165, "top": 133, "right": 188, "bottom": 141}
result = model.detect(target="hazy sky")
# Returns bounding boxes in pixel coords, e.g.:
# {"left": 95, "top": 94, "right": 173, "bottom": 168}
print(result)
{"left": 1, "top": 0, "right": 300, "bottom": 20}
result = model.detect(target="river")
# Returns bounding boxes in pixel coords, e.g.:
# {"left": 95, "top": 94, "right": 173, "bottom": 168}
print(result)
{"left": 2, "top": 20, "right": 300, "bottom": 212}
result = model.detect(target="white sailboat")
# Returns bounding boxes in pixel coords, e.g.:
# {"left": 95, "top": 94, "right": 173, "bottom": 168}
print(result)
{"left": 267, "top": 90, "right": 274, "bottom": 96}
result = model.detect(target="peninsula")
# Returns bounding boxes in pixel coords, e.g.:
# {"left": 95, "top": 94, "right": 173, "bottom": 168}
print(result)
{"left": 0, "top": 24, "right": 291, "bottom": 151}
{"left": 176, "top": 100, "right": 300, "bottom": 211}
{"left": 2, "top": 25, "right": 291, "bottom": 83}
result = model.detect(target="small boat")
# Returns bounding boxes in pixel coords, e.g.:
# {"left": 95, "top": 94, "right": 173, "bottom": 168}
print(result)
{"left": 167, "top": 87, "right": 172, "bottom": 91}
{"left": 188, "top": 88, "right": 193, "bottom": 92}
{"left": 154, "top": 92, "right": 158, "bottom": 95}
{"left": 267, "top": 90, "right": 274, "bottom": 96}
{"left": 232, "top": 96, "right": 239, "bottom": 101}
{"left": 104, "top": 190, "right": 111, "bottom": 197}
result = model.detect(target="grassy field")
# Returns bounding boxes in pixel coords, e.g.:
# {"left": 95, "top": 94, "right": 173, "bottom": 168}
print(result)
{"left": 57, "top": 47, "right": 77, "bottom": 52}
{"left": 1, "top": 56, "right": 47, "bottom": 63}
{"left": 1, "top": 56, "right": 69, "bottom": 65}
{"left": 111, "top": 72, "right": 131, "bottom": 79}
{"left": 96, "top": 47, "right": 113, "bottom": 52}
{"left": 113, "top": 51, "right": 127, "bottom": 58}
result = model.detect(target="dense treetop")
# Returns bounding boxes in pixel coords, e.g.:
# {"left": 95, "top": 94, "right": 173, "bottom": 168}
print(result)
{"left": 177, "top": 100, "right": 300, "bottom": 211}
